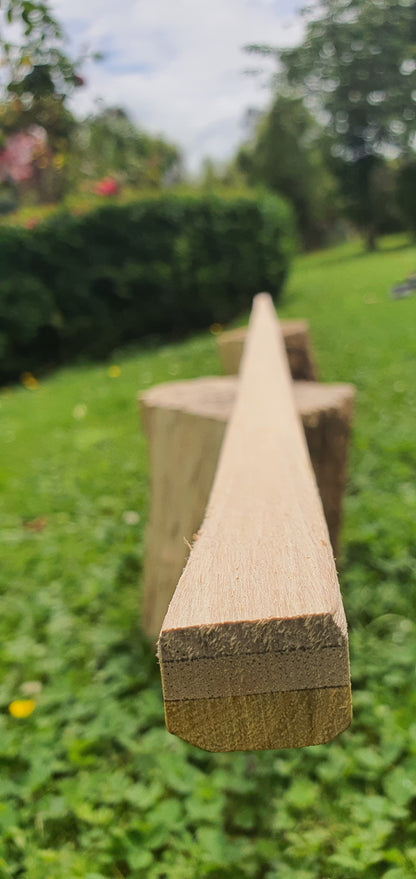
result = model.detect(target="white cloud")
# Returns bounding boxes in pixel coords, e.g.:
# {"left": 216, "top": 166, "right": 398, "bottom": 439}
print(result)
{"left": 50, "top": 0, "right": 303, "bottom": 172}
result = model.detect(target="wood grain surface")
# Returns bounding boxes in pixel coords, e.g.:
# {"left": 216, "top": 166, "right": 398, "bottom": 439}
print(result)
{"left": 158, "top": 294, "right": 351, "bottom": 750}
{"left": 217, "top": 319, "right": 318, "bottom": 380}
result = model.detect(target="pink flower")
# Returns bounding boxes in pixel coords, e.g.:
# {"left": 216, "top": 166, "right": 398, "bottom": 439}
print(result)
{"left": 0, "top": 126, "right": 48, "bottom": 183}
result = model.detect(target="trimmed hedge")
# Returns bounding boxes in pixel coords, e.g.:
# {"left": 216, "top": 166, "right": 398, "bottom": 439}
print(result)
{"left": 0, "top": 192, "right": 295, "bottom": 382}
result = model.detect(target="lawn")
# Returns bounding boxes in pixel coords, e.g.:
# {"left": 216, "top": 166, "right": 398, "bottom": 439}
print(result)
{"left": 1, "top": 235, "right": 416, "bottom": 878}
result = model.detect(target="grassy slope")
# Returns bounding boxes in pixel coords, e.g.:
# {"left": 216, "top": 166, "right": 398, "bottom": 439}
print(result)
{"left": 1, "top": 236, "right": 416, "bottom": 878}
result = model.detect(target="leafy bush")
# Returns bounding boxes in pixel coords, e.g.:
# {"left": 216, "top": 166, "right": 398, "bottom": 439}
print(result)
{"left": 0, "top": 192, "right": 295, "bottom": 382}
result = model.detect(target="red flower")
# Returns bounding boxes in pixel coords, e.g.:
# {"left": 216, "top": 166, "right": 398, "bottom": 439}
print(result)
{"left": 95, "top": 176, "right": 120, "bottom": 196}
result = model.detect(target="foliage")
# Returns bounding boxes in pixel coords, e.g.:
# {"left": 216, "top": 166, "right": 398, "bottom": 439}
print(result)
{"left": 0, "top": 0, "right": 82, "bottom": 101}
{"left": 397, "top": 159, "right": 416, "bottom": 233}
{"left": 0, "top": 0, "right": 86, "bottom": 202}
{"left": 331, "top": 154, "right": 406, "bottom": 237}
{"left": 68, "top": 106, "right": 183, "bottom": 191}
{"left": 236, "top": 94, "right": 340, "bottom": 249}
{"left": 0, "top": 184, "right": 149, "bottom": 228}
{"left": 2, "top": 234, "right": 416, "bottom": 876}
{"left": 0, "top": 5, "right": 181, "bottom": 202}
{"left": 247, "top": 0, "right": 416, "bottom": 247}
{"left": 279, "top": 0, "right": 416, "bottom": 161}
{"left": 0, "top": 191, "right": 295, "bottom": 382}
{"left": 368, "top": 162, "right": 405, "bottom": 235}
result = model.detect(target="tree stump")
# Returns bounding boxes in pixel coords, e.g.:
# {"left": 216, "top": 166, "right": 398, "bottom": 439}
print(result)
{"left": 217, "top": 319, "right": 318, "bottom": 380}
{"left": 141, "top": 376, "right": 354, "bottom": 638}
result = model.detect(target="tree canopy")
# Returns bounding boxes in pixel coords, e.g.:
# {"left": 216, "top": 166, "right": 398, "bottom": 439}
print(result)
{"left": 0, "top": 0, "right": 84, "bottom": 105}
{"left": 0, "top": 2, "right": 182, "bottom": 202}
{"left": 246, "top": 0, "right": 416, "bottom": 246}
{"left": 236, "top": 94, "right": 339, "bottom": 248}
{"left": 278, "top": 0, "right": 416, "bottom": 162}
{"left": 0, "top": 0, "right": 86, "bottom": 200}
{"left": 70, "top": 106, "right": 183, "bottom": 189}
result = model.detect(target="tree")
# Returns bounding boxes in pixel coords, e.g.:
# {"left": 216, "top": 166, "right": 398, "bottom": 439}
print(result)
{"left": 236, "top": 94, "right": 340, "bottom": 248}
{"left": 397, "top": 159, "right": 416, "bottom": 234}
{"left": 0, "top": 1, "right": 82, "bottom": 93}
{"left": 69, "top": 106, "right": 183, "bottom": 190}
{"left": 247, "top": 0, "right": 416, "bottom": 248}
{"left": 0, "top": 0, "right": 86, "bottom": 201}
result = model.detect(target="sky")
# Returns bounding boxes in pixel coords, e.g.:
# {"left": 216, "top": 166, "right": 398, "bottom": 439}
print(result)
{"left": 50, "top": 0, "right": 303, "bottom": 173}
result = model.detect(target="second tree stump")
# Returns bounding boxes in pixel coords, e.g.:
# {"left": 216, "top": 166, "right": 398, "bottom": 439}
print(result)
{"left": 141, "top": 377, "right": 355, "bottom": 637}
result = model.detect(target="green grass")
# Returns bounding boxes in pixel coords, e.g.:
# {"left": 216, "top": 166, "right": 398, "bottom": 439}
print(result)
{"left": 2, "top": 234, "right": 416, "bottom": 878}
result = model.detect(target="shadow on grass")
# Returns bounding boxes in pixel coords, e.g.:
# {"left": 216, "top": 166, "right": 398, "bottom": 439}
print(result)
{"left": 308, "top": 236, "right": 415, "bottom": 270}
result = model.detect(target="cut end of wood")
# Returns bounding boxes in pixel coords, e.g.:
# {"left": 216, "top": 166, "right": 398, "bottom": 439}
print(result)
{"left": 164, "top": 687, "right": 352, "bottom": 752}
{"left": 158, "top": 612, "right": 351, "bottom": 751}
{"left": 159, "top": 612, "right": 347, "bottom": 665}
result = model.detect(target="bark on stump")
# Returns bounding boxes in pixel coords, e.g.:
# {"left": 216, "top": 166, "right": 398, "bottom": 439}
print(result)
{"left": 141, "top": 377, "right": 355, "bottom": 638}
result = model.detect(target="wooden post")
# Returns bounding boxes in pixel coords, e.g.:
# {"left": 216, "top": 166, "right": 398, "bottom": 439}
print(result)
{"left": 141, "top": 377, "right": 354, "bottom": 637}
{"left": 217, "top": 319, "right": 318, "bottom": 380}
{"left": 157, "top": 295, "right": 352, "bottom": 751}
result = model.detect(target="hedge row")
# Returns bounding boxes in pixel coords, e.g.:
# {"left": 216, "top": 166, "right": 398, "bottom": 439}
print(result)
{"left": 0, "top": 192, "right": 296, "bottom": 382}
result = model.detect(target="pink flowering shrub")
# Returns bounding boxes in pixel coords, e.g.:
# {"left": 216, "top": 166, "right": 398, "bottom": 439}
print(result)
{"left": 0, "top": 126, "right": 49, "bottom": 183}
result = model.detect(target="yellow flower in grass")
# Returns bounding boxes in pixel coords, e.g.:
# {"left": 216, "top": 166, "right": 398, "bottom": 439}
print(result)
{"left": 108, "top": 365, "right": 121, "bottom": 378}
{"left": 9, "top": 699, "right": 36, "bottom": 718}
{"left": 209, "top": 322, "right": 223, "bottom": 336}
{"left": 22, "top": 372, "right": 39, "bottom": 390}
